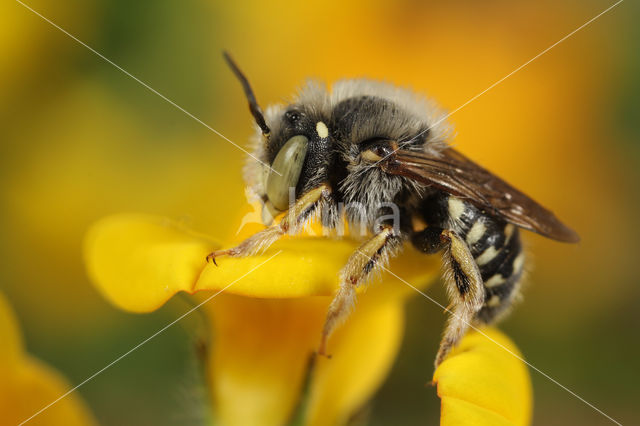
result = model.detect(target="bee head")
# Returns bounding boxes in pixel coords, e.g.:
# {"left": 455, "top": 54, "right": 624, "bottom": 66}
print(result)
{"left": 257, "top": 104, "right": 332, "bottom": 224}
{"left": 224, "top": 52, "right": 332, "bottom": 224}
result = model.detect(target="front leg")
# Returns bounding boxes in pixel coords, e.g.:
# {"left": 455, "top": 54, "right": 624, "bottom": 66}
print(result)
{"left": 206, "top": 184, "right": 330, "bottom": 264}
{"left": 318, "top": 226, "right": 401, "bottom": 356}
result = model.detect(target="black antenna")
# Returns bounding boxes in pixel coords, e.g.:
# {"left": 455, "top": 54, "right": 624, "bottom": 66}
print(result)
{"left": 223, "top": 51, "right": 271, "bottom": 138}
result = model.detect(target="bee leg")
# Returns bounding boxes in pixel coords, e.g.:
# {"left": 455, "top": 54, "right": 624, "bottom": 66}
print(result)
{"left": 318, "top": 226, "right": 400, "bottom": 356}
{"left": 435, "top": 229, "right": 485, "bottom": 367}
{"left": 205, "top": 184, "right": 330, "bottom": 263}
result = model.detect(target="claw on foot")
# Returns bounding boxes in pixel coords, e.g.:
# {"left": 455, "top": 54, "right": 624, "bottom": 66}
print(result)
{"left": 205, "top": 252, "right": 217, "bottom": 265}
{"left": 317, "top": 336, "right": 333, "bottom": 359}
{"left": 205, "top": 249, "right": 232, "bottom": 266}
{"left": 316, "top": 350, "right": 332, "bottom": 359}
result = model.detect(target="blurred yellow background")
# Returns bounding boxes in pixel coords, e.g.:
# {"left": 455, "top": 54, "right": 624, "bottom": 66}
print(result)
{"left": 1, "top": 0, "right": 639, "bottom": 424}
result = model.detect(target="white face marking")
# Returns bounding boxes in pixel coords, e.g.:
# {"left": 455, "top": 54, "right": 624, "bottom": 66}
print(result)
{"left": 476, "top": 245, "right": 499, "bottom": 266}
{"left": 487, "top": 295, "right": 501, "bottom": 307}
{"left": 447, "top": 197, "right": 465, "bottom": 222}
{"left": 484, "top": 274, "right": 506, "bottom": 288}
{"left": 316, "top": 121, "right": 329, "bottom": 139}
{"left": 466, "top": 221, "right": 486, "bottom": 245}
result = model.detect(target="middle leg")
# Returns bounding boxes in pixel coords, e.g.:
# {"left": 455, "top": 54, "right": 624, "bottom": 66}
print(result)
{"left": 318, "top": 226, "right": 401, "bottom": 356}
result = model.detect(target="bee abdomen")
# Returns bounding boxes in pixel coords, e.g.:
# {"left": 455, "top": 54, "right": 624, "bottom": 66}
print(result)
{"left": 475, "top": 226, "right": 525, "bottom": 323}
{"left": 444, "top": 195, "right": 525, "bottom": 323}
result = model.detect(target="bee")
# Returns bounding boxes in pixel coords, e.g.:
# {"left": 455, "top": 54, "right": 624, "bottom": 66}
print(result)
{"left": 209, "top": 52, "right": 579, "bottom": 367}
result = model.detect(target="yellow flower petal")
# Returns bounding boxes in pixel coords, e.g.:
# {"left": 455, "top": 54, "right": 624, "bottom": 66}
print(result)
{"left": 85, "top": 213, "right": 441, "bottom": 425}
{"left": 196, "top": 237, "right": 436, "bottom": 299}
{"left": 203, "top": 286, "right": 411, "bottom": 426}
{"left": 433, "top": 328, "right": 532, "bottom": 426}
{"left": 0, "top": 293, "right": 96, "bottom": 426}
{"left": 85, "top": 214, "right": 438, "bottom": 311}
{"left": 1, "top": 358, "right": 96, "bottom": 426}
{"left": 84, "top": 214, "right": 220, "bottom": 312}
{"left": 204, "top": 295, "right": 325, "bottom": 426}
{"left": 305, "top": 294, "right": 405, "bottom": 426}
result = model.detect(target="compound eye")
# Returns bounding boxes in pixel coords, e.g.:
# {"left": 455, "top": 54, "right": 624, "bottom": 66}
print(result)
{"left": 361, "top": 146, "right": 385, "bottom": 162}
{"left": 360, "top": 140, "right": 396, "bottom": 163}
{"left": 266, "top": 135, "right": 309, "bottom": 210}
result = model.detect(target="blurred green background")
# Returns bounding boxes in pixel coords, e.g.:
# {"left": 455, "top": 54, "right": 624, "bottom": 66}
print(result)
{"left": 1, "top": 0, "right": 639, "bottom": 424}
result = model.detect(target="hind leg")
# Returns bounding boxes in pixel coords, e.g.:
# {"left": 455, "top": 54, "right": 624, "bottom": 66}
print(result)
{"left": 436, "top": 229, "right": 485, "bottom": 367}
